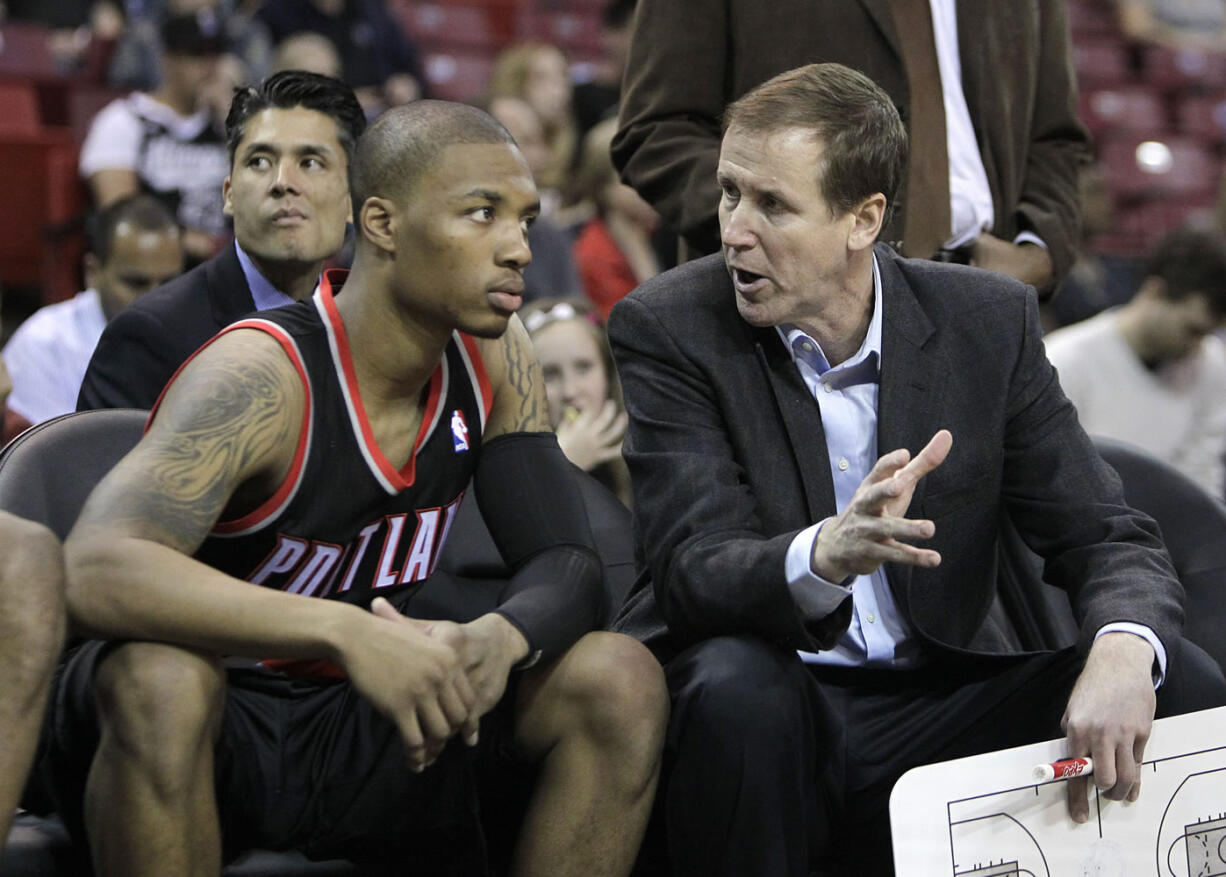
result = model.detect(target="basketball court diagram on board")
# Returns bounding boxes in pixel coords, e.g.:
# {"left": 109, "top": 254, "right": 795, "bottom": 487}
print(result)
{"left": 889, "top": 706, "right": 1226, "bottom": 876}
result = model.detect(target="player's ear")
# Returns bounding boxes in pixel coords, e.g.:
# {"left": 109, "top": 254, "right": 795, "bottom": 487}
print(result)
{"left": 848, "top": 192, "right": 886, "bottom": 252}
{"left": 359, "top": 197, "right": 397, "bottom": 254}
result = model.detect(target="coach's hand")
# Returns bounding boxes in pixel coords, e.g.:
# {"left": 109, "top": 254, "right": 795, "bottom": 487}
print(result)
{"left": 1061, "top": 632, "right": 1156, "bottom": 823}
{"left": 422, "top": 613, "right": 531, "bottom": 741}
{"left": 810, "top": 429, "right": 952, "bottom": 583}
{"left": 343, "top": 598, "right": 476, "bottom": 772}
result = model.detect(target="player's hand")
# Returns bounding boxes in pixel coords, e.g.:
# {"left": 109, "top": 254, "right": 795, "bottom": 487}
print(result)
{"left": 1060, "top": 632, "right": 1156, "bottom": 823}
{"left": 810, "top": 430, "right": 952, "bottom": 583}
{"left": 555, "top": 399, "right": 627, "bottom": 472}
{"left": 421, "top": 613, "right": 531, "bottom": 740}
{"left": 969, "top": 233, "right": 1054, "bottom": 292}
{"left": 341, "top": 597, "right": 476, "bottom": 772}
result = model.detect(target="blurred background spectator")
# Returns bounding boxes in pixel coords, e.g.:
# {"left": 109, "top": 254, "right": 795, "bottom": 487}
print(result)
{"left": 255, "top": 0, "right": 426, "bottom": 119}
{"left": 1045, "top": 225, "right": 1226, "bottom": 498}
{"left": 569, "top": 0, "right": 632, "bottom": 145}
{"left": 271, "top": 30, "right": 341, "bottom": 78}
{"left": 570, "top": 117, "right": 659, "bottom": 321}
{"left": 523, "top": 297, "right": 631, "bottom": 507}
{"left": 78, "top": 8, "right": 231, "bottom": 264}
{"left": 489, "top": 41, "right": 575, "bottom": 194}
{"left": 2, "top": 194, "right": 181, "bottom": 441}
{"left": 1117, "top": 0, "right": 1226, "bottom": 51}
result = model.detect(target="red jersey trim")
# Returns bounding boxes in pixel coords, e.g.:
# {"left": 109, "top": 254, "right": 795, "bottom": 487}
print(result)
{"left": 208, "top": 319, "right": 314, "bottom": 535}
{"left": 456, "top": 332, "right": 493, "bottom": 432}
{"left": 314, "top": 270, "right": 443, "bottom": 493}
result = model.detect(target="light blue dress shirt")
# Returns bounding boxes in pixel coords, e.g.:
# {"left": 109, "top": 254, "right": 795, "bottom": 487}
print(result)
{"left": 781, "top": 257, "right": 1166, "bottom": 680}
{"left": 234, "top": 241, "right": 299, "bottom": 311}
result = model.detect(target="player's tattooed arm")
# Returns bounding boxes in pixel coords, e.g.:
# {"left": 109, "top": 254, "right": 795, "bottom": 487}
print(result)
{"left": 73, "top": 330, "right": 304, "bottom": 555}
{"left": 482, "top": 315, "right": 552, "bottom": 438}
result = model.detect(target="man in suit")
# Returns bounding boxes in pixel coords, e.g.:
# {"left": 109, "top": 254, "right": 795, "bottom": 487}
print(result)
{"left": 611, "top": 0, "right": 1088, "bottom": 292}
{"left": 77, "top": 70, "right": 366, "bottom": 411}
{"left": 610, "top": 63, "right": 1226, "bottom": 876}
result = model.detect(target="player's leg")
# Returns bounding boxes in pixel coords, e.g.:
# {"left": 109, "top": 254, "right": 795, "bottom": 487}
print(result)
{"left": 509, "top": 630, "right": 668, "bottom": 877}
{"left": 85, "top": 641, "right": 226, "bottom": 877}
{"left": 0, "top": 513, "right": 64, "bottom": 840}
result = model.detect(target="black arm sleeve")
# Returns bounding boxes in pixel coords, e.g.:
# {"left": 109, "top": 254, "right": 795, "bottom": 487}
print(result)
{"left": 474, "top": 432, "right": 604, "bottom": 665}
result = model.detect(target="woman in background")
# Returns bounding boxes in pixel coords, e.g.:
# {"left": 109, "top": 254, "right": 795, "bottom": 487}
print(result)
{"left": 523, "top": 299, "right": 631, "bottom": 507}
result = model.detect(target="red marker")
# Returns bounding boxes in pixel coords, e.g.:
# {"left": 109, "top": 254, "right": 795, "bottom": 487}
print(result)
{"left": 1032, "top": 757, "right": 1094, "bottom": 782}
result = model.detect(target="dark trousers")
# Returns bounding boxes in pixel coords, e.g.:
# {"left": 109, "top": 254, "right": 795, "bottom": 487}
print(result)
{"left": 658, "top": 636, "right": 1226, "bottom": 877}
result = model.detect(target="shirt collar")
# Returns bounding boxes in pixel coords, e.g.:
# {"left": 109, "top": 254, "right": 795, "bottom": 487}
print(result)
{"left": 777, "top": 254, "right": 883, "bottom": 377}
{"left": 234, "top": 240, "right": 300, "bottom": 311}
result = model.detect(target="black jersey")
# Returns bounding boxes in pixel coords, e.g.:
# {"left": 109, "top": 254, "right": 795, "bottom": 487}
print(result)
{"left": 161, "top": 270, "right": 494, "bottom": 609}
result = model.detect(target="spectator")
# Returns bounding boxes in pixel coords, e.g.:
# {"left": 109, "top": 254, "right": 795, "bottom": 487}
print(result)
{"left": 81, "top": 8, "right": 231, "bottom": 264}
{"left": 77, "top": 70, "right": 365, "bottom": 411}
{"left": 488, "top": 95, "right": 582, "bottom": 301}
{"left": 1117, "top": 0, "right": 1226, "bottom": 51}
{"left": 612, "top": 0, "right": 1090, "bottom": 293}
{"left": 524, "top": 298, "right": 631, "bottom": 506}
{"left": 272, "top": 31, "right": 342, "bottom": 78}
{"left": 1045, "top": 225, "right": 1226, "bottom": 499}
{"left": 570, "top": 0, "right": 635, "bottom": 144}
{"left": 571, "top": 118, "right": 660, "bottom": 320}
{"left": 490, "top": 42, "right": 577, "bottom": 194}
{"left": 107, "top": 0, "right": 272, "bottom": 92}
{"left": 255, "top": 0, "right": 427, "bottom": 118}
{"left": 3, "top": 195, "right": 183, "bottom": 442}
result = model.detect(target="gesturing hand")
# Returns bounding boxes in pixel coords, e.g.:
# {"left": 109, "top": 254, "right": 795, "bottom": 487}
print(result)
{"left": 810, "top": 429, "right": 953, "bottom": 583}
{"left": 1061, "top": 632, "right": 1157, "bottom": 823}
{"left": 342, "top": 597, "right": 477, "bottom": 772}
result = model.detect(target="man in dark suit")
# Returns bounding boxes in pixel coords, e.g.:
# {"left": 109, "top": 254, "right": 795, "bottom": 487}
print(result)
{"left": 610, "top": 63, "right": 1226, "bottom": 876}
{"left": 76, "top": 70, "right": 366, "bottom": 411}
{"left": 611, "top": 0, "right": 1088, "bottom": 292}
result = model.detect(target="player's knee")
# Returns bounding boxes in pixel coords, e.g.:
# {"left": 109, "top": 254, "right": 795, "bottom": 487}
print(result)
{"left": 0, "top": 516, "right": 66, "bottom": 674}
{"left": 94, "top": 642, "right": 225, "bottom": 773}
{"left": 561, "top": 632, "right": 669, "bottom": 757}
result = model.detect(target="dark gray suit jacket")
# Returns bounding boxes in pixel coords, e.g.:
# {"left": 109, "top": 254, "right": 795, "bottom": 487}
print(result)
{"left": 77, "top": 243, "right": 256, "bottom": 411}
{"left": 609, "top": 247, "right": 1182, "bottom": 664}
{"left": 611, "top": 0, "right": 1090, "bottom": 283}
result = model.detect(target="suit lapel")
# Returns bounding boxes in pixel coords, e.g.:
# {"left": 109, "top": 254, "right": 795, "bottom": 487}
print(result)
{"left": 207, "top": 243, "right": 258, "bottom": 328}
{"left": 753, "top": 325, "right": 839, "bottom": 523}
{"left": 875, "top": 248, "right": 941, "bottom": 511}
{"left": 858, "top": 0, "right": 901, "bottom": 58}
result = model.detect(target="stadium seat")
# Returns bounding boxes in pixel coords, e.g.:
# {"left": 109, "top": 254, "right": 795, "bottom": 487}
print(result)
{"left": 1079, "top": 84, "right": 1168, "bottom": 137}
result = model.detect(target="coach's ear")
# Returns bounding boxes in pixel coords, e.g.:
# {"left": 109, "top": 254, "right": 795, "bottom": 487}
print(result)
{"left": 359, "top": 196, "right": 397, "bottom": 255}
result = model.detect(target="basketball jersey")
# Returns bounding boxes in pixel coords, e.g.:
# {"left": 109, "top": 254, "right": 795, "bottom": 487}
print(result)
{"left": 172, "top": 270, "right": 494, "bottom": 608}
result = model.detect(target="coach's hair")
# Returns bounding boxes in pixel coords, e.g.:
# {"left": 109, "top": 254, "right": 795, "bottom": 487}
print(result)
{"left": 88, "top": 194, "right": 179, "bottom": 264}
{"left": 724, "top": 62, "right": 907, "bottom": 226}
{"left": 1144, "top": 225, "right": 1226, "bottom": 316}
{"left": 348, "top": 99, "right": 516, "bottom": 218}
{"left": 224, "top": 70, "right": 366, "bottom": 167}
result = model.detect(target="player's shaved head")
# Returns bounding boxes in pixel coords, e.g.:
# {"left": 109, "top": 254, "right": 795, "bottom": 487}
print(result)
{"left": 349, "top": 100, "right": 517, "bottom": 219}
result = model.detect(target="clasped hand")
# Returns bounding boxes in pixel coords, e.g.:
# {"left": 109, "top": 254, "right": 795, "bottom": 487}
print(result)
{"left": 811, "top": 429, "right": 952, "bottom": 582}
{"left": 341, "top": 598, "right": 527, "bottom": 772}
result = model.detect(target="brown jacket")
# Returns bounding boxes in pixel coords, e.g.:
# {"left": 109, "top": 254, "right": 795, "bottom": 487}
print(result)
{"left": 612, "top": 0, "right": 1091, "bottom": 284}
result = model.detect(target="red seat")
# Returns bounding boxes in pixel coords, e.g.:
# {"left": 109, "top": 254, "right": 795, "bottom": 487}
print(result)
{"left": 0, "top": 128, "right": 85, "bottom": 303}
{"left": 1140, "top": 45, "right": 1226, "bottom": 90}
{"left": 516, "top": 9, "right": 603, "bottom": 58}
{"left": 423, "top": 51, "right": 495, "bottom": 102}
{"left": 1068, "top": 0, "right": 1123, "bottom": 38}
{"left": 400, "top": 3, "right": 502, "bottom": 52}
{"left": 1079, "top": 85, "right": 1168, "bottom": 136}
{"left": 0, "top": 22, "right": 59, "bottom": 79}
{"left": 0, "top": 77, "right": 41, "bottom": 134}
{"left": 1174, "top": 90, "right": 1226, "bottom": 142}
{"left": 1072, "top": 38, "right": 1133, "bottom": 88}
{"left": 1099, "top": 134, "right": 1221, "bottom": 201}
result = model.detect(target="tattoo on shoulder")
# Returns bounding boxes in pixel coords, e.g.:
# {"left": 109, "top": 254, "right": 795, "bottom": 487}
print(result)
{"left": 495, "top": 326, "right": 551, "bottom": 434}
{"left": 104, "top": 342, "right": 301, "bottom": 551}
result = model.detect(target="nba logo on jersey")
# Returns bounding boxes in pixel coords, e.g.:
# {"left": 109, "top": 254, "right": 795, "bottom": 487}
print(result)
{"left": 451, "top": 409, "right": 470, "bottom": 452}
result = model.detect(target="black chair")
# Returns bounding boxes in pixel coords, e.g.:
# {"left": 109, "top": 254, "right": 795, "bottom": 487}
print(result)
{"left": 0, "top": 409, "right": 635, "bottom": 876}
{"left": 991, "top": 435, "right": 1226, "bottom": 672}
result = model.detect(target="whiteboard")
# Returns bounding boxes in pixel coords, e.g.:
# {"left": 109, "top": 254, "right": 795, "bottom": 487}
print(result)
{"left": 889, "top": 705, "right": 1226, "bottom": 876}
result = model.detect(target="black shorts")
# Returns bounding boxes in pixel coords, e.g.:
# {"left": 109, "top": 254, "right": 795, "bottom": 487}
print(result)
{"left": 38, "top": 639, "right": 525, "bottom": 872}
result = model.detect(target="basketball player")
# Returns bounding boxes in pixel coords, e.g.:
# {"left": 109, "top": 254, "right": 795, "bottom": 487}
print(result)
{"left": 55, "top": 100, "right": 667, "bottom": 876}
